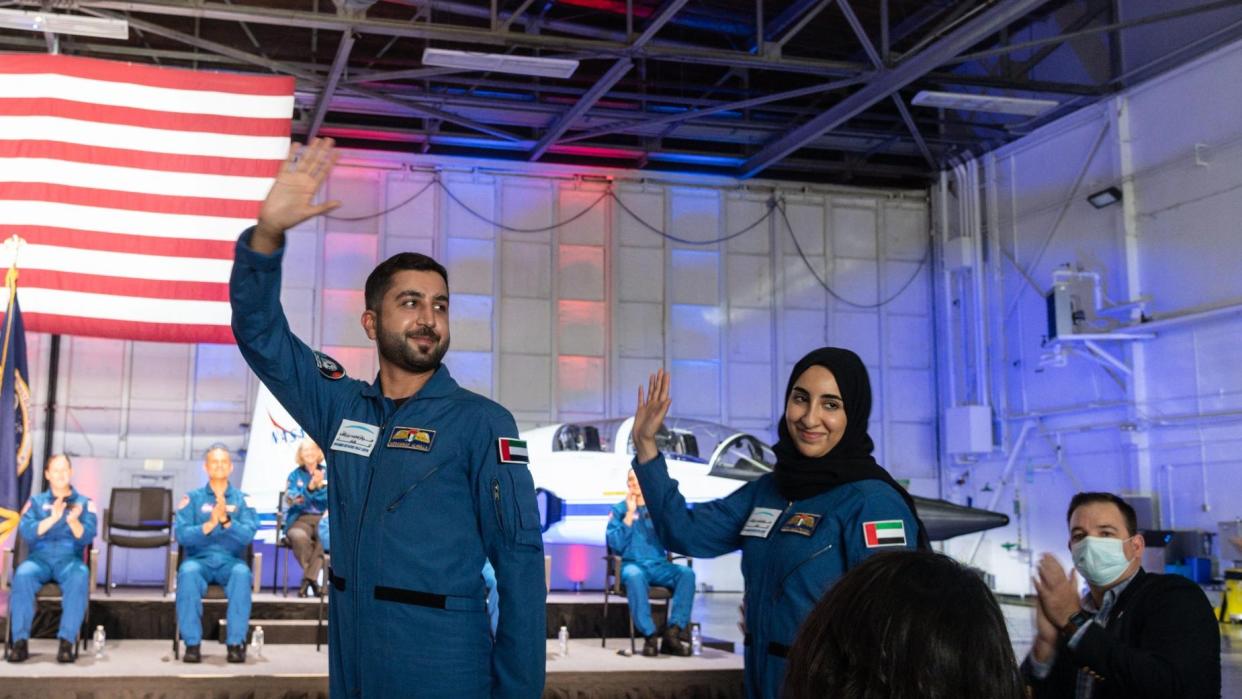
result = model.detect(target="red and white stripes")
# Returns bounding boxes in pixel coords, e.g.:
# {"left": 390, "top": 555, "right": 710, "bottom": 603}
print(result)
{"left": 0, "top": 54, "right": 294, "bottom": 343}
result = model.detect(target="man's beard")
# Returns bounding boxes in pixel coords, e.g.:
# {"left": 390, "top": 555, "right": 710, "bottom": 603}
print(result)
{"left": 376, "top": 317, "right": 449, "bottom": 374}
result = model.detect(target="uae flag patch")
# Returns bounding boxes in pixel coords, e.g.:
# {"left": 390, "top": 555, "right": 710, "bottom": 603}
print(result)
{"left": 863, "top": 520, "right": 907, "bottom": 548}
{"left": 498, "top": 438, "right": 529, "bottom": 464}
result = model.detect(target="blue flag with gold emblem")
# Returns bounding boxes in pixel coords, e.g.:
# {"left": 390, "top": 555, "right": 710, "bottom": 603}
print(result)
{"left": 0, "top": 275, "right": 32, "bottom": 543}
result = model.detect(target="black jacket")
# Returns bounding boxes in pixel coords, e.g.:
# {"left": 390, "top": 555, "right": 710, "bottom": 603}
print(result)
{"left": 1023, "top": 569, "right": 1221, "bottom": 699}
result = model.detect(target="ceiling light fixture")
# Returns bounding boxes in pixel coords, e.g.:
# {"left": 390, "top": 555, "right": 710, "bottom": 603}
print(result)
{"left": 911, "top": 90, "right": 1058, "bottom": 117}
{"left": 421, "top": 48, "right": 579, "bottom": 79}
{"left": 1086, "top": 186, "right": 1123, "bottom": 209}
{"left": 0, "top": 8, "right": 129, "bottom": 40}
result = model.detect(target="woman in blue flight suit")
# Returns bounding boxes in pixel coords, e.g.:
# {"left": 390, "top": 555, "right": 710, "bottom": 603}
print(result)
{"left": 9, "top": 454, "right": 97, "bottom": 664}
{"left": 630, "top": 348, "right": 929, "bottom": 699}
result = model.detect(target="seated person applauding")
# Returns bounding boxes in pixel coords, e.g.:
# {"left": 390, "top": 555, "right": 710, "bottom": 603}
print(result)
{"left": 606, "top": 469, "right": 695, "bottom": 657}
{"left": 1023, "top": 492, "right": 1220, "bottom": 698}
{"left": 8, "top": 454, "right": 97, "bottom": 664}
{"left": 174, "top": 445, "right": 258, "bottom": 664}
{"left": 283, "top": 438, "right": 327, "bottom": 597}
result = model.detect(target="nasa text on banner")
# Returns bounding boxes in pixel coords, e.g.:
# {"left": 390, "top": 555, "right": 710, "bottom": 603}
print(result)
{"left": 241, "top": 383, "right": 308, "bottom": 543}
{"left": 0, "top": 54, "right": 294, "bottom": 343}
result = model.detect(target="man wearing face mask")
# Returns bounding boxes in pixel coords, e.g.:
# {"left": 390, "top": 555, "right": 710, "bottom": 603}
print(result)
{"left": 1022, "top": 492, "right": 1220, "bottom": 698}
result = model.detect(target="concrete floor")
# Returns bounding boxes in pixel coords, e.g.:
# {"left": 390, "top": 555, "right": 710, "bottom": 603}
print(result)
{"left": 2, "top": 589, "right": 1238, "bottom": 692}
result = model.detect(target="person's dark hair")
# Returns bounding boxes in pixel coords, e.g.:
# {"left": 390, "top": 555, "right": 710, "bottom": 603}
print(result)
{"left": 364, "top": 253, "right": 449, "bottom": 312}
{"left": 44, "top": 453, "right": 72, "bottom": 471}
{"left": 784, "top": 551, "right": 1023, "bottom": 699}
{"left": 1067, "top": 491, "right": 1138, "bottom": 536}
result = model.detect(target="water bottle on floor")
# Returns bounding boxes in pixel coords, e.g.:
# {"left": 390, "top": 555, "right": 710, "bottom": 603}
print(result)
{"left": 558, "top": 625, "right": 569, "bottom": 657}
{"left": 690, "top": 623, "right": 702, "bottom": 656}
{"left": 92, "top": 625, "right": 106, "bottom": 659}
{"left": 252, "top": 625, "right": 265, "bottom": 658}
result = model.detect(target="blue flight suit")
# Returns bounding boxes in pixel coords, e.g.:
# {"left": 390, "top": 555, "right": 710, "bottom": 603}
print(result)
{"left": 633, "top": 453, "right": 919, "bottom": 699}
{"left": 606, "top": 501, "right": 695, "bottom": 637}
{"left": 11, "top": 489, "right": 96, "bottom": 643}
{"left": 229, "top": 228, "right": 546, "bottom": 699}
{"left": 174, "top": 485, "right": 258, "bottom": 646}
{"left": 284, "top": 464, "right": 328, "bottom": 533}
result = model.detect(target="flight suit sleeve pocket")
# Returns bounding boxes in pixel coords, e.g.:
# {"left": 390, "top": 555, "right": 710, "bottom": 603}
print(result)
{"left": 506, "top": 467, "right": 542, "bottom": 531}
{"left": 514, "top": 528, "right": 542, "bottom": 551}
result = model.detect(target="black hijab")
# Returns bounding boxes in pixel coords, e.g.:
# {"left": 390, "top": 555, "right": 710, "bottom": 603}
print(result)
{"left": 772, "top": 347, "right": 930, "bottom": 550}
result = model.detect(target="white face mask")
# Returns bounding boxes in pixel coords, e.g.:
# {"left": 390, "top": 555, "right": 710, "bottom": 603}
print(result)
{"left": 1071, "top": 536, "right": 1133, "bottom": 587}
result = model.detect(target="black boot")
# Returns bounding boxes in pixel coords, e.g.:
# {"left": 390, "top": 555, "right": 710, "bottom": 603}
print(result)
{"left": 182, "top": 644, "right": 201, "bottom": 663}
{"left": 661, "top": 624, "right": 692, "bottom": 656}
{"left": 57, "top": 639, "right": 75, "bottom": 663}
{"left": 7, "top": 639, "right": 28, "bottom": 663}
{"left": 641, "top": 633, "right": 660, "bottom": 657}
{"left": 227, "top": 643, "right": 247, "bottom": 663}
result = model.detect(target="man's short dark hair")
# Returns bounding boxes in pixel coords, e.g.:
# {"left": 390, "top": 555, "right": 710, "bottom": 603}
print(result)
{"left": 45, "top": 453, "right": 71, "bottom": 470}
{"left": 1067, "top": 492, "right": 1138, "bottom": 536}
{"left": 364, "top": 253, "right": 449, "bottom": 312}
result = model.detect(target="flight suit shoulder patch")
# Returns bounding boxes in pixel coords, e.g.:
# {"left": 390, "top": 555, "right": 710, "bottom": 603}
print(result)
{"left": 178, "top": 495, "right": 190, "bottom": 510}
{"left": 314, "top": 351, "right": 346, "bottom": 380}
{"left": 497, "top": 437, "right": 529, "bottom": 464}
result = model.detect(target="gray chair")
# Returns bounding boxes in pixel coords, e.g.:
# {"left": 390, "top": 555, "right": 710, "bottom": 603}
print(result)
{"left": 272, "top": 490, "right": 295, "bottom": 596}
{"left": 103, "top": 487, "right": 173, "bottom": 595}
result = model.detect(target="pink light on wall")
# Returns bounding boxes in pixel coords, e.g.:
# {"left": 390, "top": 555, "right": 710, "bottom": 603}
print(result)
{"left": 564, "top": 543, "right": 591, "bottom": 583}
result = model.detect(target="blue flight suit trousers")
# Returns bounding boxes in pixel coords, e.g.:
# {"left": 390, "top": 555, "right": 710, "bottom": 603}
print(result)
{"left": 176, "top": 557, "right": 252, "bottom": 646}
{"left": 622, "top": 559, "right": 695, "bottom": 637}
{"left": 10, "top": 555, "right": 89, "bottom": 642}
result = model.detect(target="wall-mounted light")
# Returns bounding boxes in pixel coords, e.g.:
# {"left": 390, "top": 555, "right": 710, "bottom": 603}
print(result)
{"left": 1087, "top": 186, "right": 1123, "bottom": 209}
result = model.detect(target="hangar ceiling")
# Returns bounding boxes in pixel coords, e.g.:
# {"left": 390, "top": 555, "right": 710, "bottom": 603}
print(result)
{"left": 2, "top": 0, "right": 1241, "bottom": 185}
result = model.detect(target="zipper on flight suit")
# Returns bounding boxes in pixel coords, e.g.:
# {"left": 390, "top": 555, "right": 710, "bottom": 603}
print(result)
{"left": 491, "top": 478, "right": 506, "bottom": 537}
{"left": 772, "top": 542, "right": 836, "bottom": 602}
{"left": 386, "top": 464, "right": 445, "bottom": 511}
{"left": 350, "top": 417, "right": 387, "bottom": 696}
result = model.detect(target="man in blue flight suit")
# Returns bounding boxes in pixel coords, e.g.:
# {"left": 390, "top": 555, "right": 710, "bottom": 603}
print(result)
{"left": 283, "top": 438, "right": 327, "bottom": 597}
{"left": 229, "top": 138, "right": 545, "bottom": 698}
{"left": 606, "top": 469, "right": 694, "bottom": 657}
{"left": 8, "top": 454, "right": 96, "bottom": 663}
{"left": 174, "top": 445, "right": 259, "bottom": 664}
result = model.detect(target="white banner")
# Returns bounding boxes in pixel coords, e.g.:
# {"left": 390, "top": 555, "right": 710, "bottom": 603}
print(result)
{"left": 241, "top": 383, "right": 306, "bottom": 543}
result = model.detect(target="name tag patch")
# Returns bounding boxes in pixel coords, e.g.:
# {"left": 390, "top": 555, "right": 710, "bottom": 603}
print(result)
{"left": 780, "top": 512, "right": 822, "bottom": 537}
{"left": 863, "top": 520, "right": 907, "bottom": 548}
{"left": 740, "top": 507, "right": 782, "bottom": 538}
{"left": 389, "top": 426, "right": 436, "bottom": 452}
{"left": 497, "top": 438, "right": 529, "bottom": 464}
{"left": 331, "top": 419, "right": 380, "bottom": 457}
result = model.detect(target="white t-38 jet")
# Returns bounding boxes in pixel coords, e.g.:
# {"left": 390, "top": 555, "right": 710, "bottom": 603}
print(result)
{"left": 522, "top": 416, "right": 1009, "bottom": 545}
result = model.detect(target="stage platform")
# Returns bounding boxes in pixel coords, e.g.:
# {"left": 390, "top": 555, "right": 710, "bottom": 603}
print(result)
{"left": 0, "top": 638, "right": 744, "bottom": 699}
{"left": 3, "top": 589, "right": 737, "bottom": 651}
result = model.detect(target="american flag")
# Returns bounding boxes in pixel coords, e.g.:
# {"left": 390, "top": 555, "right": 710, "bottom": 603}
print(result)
{"left": 0, "top": 54, "right": 294, "bottom": 344}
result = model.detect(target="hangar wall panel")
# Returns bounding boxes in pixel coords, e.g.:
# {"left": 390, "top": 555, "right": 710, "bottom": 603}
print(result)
{"left": 25, "top": 157, "right": 934, "bottom": 531}
{"left": 940, "top": 38, "right": 1242, "bottom": 593}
